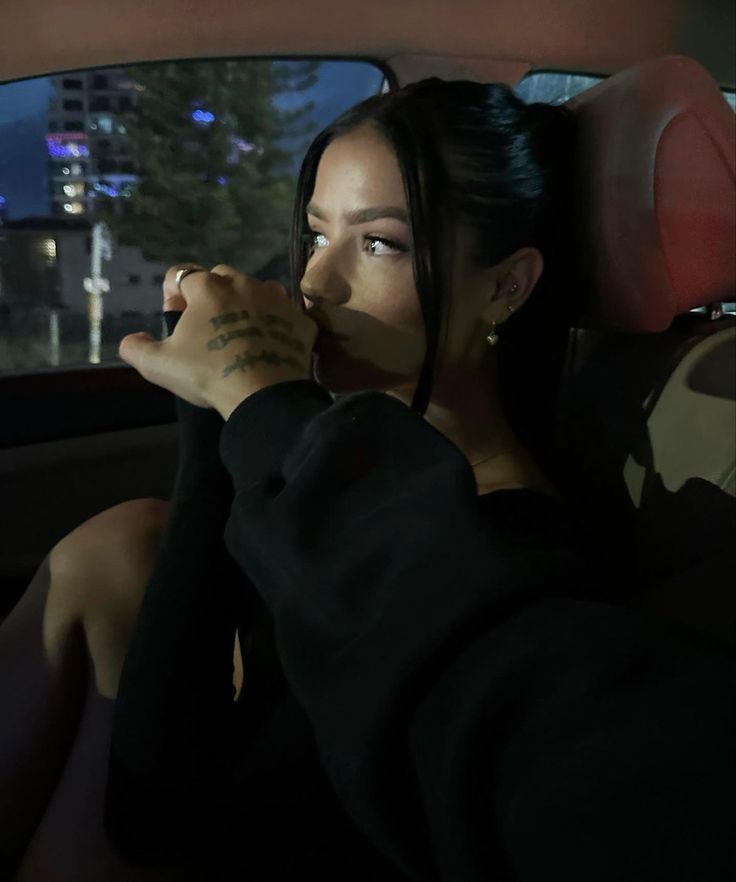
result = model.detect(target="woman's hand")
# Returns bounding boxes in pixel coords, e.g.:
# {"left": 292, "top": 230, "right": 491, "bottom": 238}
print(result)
{"left": 119, "top": 264, "right": 318, "bottom": 420}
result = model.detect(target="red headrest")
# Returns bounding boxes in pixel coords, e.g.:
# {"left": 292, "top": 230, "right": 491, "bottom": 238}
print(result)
{"left": 566, "top": 55, "right": 735, "bottom": 333}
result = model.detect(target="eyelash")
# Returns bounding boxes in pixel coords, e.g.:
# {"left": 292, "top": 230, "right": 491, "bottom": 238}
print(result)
{"left": 301, "top": 230, "right": 408, "bottom": 256}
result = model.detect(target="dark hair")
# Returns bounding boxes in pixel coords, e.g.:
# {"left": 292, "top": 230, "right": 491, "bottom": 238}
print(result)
{"left": 288, "top": 78, "right": 579, "bottom": 487}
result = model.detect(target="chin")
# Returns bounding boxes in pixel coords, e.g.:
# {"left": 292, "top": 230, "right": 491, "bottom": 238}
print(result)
{"left": 312, "top": 348, "right": 400, "bottom": 396}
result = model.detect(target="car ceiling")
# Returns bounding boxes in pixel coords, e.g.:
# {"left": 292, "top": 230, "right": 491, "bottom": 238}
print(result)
{"left": 1, "top": 0, "right": 734, "bottom": 89}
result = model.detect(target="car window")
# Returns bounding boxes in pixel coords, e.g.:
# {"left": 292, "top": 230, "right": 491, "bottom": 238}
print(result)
{"left": 516, "top": 69, "right": 736, "bottom": 111}
{"left": 514, "top": 70, "right": 604, "bottom": 104}
{"left": 0, "top": 58, "right": 386, "bottom": 374}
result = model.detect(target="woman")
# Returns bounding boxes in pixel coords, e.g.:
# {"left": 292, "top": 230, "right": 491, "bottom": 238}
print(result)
{"left": 1, "top": 78, "right": 733, "bottom": 881}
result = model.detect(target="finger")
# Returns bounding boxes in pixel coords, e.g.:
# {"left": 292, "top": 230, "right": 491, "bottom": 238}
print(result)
{"left": 209, "top": 264, "right": 242, "bottom": 280}
{"left": 163, "top": 264, "right": 207, "bottom": 311}
{"left": 209, "top": 264, "right": 259, "bottom": 300}
{"left": 118, "top": 332, "right": 163, "bottom": 381}
{"left": 263, "top": 280, "right": 289, "bottom": 300}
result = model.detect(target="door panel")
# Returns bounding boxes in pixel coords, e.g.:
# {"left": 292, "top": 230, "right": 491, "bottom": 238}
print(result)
{"left": 0, "top": 422, "right": 178, "bottom": 617}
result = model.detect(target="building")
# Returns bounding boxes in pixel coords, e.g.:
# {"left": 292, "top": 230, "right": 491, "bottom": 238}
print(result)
{"left": 0, "top": 216, "right": 169, "bottom": 314}
{"left": 46, "top": 68, "right": 140, "bottom": 218}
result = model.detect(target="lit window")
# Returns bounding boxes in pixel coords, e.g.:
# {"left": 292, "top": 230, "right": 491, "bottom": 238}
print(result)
{"left": 37, "top": 238, "right": 57, "bottom": 264}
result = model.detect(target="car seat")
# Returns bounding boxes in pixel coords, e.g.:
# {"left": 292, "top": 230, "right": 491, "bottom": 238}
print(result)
{"left": 559, "top": 55, "right": 736, "bottom": 648}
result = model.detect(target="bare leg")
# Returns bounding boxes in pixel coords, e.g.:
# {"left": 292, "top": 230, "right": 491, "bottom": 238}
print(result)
{"left": 0, "top": 500, "right": 190, "bottom": 881}
{"left": 0, "top": 555, "right": 87, "bottom": 876}
{"left": 12, "top": 678, "right": 181, "bottom": 882}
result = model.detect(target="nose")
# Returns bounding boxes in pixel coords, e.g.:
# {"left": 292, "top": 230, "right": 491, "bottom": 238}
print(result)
{"left": 300, "top": 247, "right": 350, "bottom": 308}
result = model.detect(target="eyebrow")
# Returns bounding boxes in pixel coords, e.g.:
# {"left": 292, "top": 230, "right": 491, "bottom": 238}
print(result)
{"left": 306, "top": 202, "right": 409, "bottom": 226}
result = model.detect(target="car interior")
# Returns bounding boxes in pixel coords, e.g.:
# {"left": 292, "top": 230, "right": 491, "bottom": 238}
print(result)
{"left": 1, "top": 0, "right": 734, "bottom": 667}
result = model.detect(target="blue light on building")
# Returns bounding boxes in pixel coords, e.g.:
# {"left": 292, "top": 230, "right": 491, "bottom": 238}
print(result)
{"left": 93, "top": 182, "right": 119, "bottom": 197}
{"left": 191, "top": 109, "right": 215, "bottom": 124}
{"left": 46, "top": 135, "right": 90, "bottom": 159}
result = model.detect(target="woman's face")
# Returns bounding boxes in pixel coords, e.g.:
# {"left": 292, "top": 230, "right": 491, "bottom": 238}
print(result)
{"left": 300, "top": 125, "right": 494, "bottom": 398}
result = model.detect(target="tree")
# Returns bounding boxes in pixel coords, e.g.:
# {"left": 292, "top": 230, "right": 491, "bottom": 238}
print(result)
{"left": 95, "top": 59, "right": 319, "bottom": 277}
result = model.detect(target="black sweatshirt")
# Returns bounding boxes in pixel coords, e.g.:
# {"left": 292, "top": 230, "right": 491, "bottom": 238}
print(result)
{"left": 105, "top": 312, "right": 736, "bottom": 881}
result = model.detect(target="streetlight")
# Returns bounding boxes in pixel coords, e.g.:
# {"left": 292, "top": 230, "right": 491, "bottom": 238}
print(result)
{"left": 83, "top": 221, "right": 112, "bottom": 364}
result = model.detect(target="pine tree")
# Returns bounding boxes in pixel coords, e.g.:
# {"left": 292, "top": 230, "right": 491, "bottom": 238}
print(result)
{"left": 95, "top": 59, "right": 319, "bottom": 278}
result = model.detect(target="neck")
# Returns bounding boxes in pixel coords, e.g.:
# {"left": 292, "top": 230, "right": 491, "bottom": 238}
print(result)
{"left": 386, "top": 352, "right": 559, "bottom": 497}
{"left": 386, "top": 354, "right": 521, "bottom": 467}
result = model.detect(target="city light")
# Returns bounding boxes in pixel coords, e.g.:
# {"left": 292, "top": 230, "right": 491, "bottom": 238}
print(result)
{"left": 191, "top": 109, "right": 215, "bottom": 124}
{"left": 233, "top": 138, "right": 255, "bottom": 153}
{"left": 37, "top": 238, "right": 57, "bottom": 263}
{"left": 46, "top": 135, "right": 90, "bottom": 159}
{"left": 93, "top": 182, "right": 119, "bottom": 197}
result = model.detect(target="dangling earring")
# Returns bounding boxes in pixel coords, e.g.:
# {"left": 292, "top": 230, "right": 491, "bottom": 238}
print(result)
{"left": 485, "top": 283, "right": 517, "bottom": 348}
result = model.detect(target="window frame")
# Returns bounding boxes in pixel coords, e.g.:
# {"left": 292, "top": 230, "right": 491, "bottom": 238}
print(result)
{"left": 0, "top": 54, "right": 395, "bottom": 447}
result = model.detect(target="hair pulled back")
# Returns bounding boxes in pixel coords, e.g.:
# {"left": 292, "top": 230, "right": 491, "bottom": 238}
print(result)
{"left": 289, "top": 77, "right": 579, "bottom": 485}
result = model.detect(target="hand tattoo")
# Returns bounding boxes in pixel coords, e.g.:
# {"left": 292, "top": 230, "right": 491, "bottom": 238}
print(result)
{"left": 257, "top": 312, "right": 293, "bottom": 334}
{"left": 207, "top": 311, "right": 306, "bottom": 359}
{"left": 222, "top": 349, "right": 306, "bottom": 378}
{"left": 210, "top": 310, "right": 251, "bottom": 331}
{"left": 207, "top": 326, "right": 264, "bottom": 351}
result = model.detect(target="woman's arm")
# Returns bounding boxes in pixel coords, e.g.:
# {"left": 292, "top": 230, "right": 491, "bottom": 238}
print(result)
{"left": 104, "top": 312, "right": 255, "bottom": 866}
{"left": 218, "top": 380, "right": 736, "bottom": 882}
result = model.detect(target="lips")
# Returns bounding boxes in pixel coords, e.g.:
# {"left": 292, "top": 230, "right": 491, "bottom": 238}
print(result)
{"left": 306, "top": 306, "right": 349, "bottom": 342}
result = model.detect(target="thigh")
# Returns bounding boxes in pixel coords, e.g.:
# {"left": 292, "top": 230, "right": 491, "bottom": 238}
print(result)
{"left": 12, "top": 680, "right": 187, "bottom": 882}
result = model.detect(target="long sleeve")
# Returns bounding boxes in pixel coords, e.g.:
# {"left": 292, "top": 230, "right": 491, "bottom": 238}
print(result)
{"left": 104, "top": 311, "right": 256, "bottom": 865}
{"left": 219, "top": 379, "right": 736, "bottom": 882}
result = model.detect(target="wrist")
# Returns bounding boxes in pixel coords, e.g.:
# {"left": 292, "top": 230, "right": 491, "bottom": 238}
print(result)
{"left": 215, "top": 373, "right": 311, "bottom": 421}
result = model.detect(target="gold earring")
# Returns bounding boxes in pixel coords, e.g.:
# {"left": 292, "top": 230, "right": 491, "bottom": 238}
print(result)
{"left": 486, "top": 282, "right": 518, "bottom": 348}
{"left": 486, "top": 305, "right": 515, "bottom": 347}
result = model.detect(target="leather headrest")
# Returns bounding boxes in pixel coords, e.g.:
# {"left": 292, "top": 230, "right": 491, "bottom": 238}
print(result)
{"left": 566, "top": 55, "right": 735, "bottom": 333}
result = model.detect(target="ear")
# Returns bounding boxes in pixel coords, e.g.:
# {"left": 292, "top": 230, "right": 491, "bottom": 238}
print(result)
{"left": 484, "top": 247, "right": 544, "bottom": 322}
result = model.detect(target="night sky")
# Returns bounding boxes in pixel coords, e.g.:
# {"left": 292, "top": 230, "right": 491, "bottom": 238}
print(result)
{"left": 0, "top": 60, "right": 384, "bottom": 221}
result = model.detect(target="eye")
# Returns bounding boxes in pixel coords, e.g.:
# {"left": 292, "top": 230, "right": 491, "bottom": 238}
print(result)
{"left": 301, "top": 231, "right": 327, "bottom": 254}
{"left": 302, "top": 229, "right": 408, "bottom": 257}
{"left": 363, "top": 236, "right": 408, "bottom": 256}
